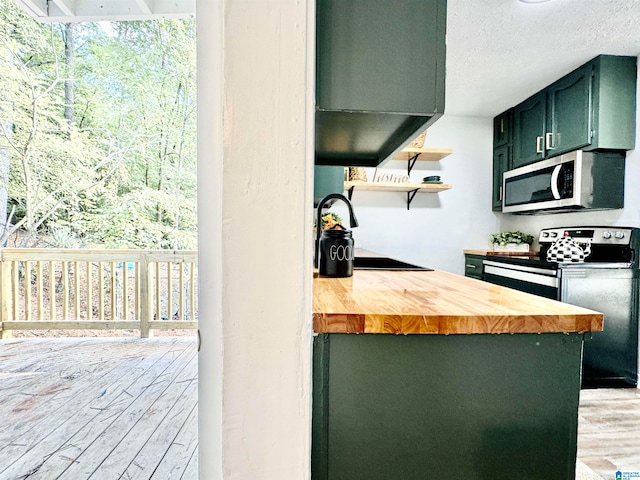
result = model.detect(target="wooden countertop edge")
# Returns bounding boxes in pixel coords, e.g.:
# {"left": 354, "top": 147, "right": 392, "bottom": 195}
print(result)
{"left": 313, "top": 313, "right": 603, "bottom": 335}
{"left": 464, "top": 249, "right": 538, "bottom": 256}
{"left": 313, "top": 267, "right": 603, "bottom": 335}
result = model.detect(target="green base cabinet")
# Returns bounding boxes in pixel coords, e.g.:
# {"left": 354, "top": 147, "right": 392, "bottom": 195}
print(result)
{"left": 312, "top": 333, "right": 584, "bottom": 480}
{"left": 510, "top": 54, "right": 637, "bottom": 169}
{"left": 464, "top": 253, "right": 485, "bottom": 279}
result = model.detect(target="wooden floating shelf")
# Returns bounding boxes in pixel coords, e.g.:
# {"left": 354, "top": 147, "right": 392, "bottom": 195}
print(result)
{"left": 345, "top": 180, "right": 451, "bottom": 193}
{"left": 345, "top": 180, "right": 452, "bottom": 210}
{"left": 392, "top": 147, "right": 453, "bottom": 162}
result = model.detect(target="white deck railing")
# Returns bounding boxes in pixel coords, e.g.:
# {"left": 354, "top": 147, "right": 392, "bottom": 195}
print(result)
{"left": 0, "top": 249, "right": 198, "bottom": 338}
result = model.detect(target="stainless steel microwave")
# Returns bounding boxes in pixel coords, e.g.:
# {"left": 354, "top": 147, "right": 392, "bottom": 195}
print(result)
{"left": 502, "top": 150, "right": 625, "bottom": 214}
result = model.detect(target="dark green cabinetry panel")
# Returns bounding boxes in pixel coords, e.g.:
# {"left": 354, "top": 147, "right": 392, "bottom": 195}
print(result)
{"left": 589, "top": 55, "right": 637, "bottom": 151}
{"left": 312, "top": 333, "right": 583, "bottom": 480}
{"left": 492, "top": 144, "right": 510, "bottom": 211}
{"left": 510, "top": 55, "right": 636, "bottom": 169}
{"left": 546, "top": 64, "right": 592, "bottom": 156}
{"left": 493, "top": 54, "right": 636, "bottom": 211}
{"left": 314, "top": 166, "right": 345, "bottom": 206}
{"left": 493, "top": 110, "right": 511, "bottom": 147}
{"left": 315, "top": 0, "right": 447, "bottom": 167}
{"left": 464, "top": 253, "right": 485, "bottom": 279}
{"left": 492, "top": 109, "right": 512, "bottom": 211}
{"left": 512, "top": 91, "right": 546, "bottom": 168}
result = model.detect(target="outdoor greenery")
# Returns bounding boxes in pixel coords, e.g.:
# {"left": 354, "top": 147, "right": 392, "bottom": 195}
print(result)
{"left": 0, "top": 1, "right": 196, "bottom": 249}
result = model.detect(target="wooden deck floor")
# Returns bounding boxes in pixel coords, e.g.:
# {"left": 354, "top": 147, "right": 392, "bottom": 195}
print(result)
{"left": 1, "top": 338, "right": 638, "bottom": 479}
{"left": 0, "top": 337, "right": 197, "bottom": 480}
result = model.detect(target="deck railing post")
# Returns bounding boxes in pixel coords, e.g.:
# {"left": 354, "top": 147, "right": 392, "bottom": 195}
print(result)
{"left": 0, "top": 250, "right": 12, "bottom": 339}
{"left": 139, "top": 253, "right": 153, "bottom": 338}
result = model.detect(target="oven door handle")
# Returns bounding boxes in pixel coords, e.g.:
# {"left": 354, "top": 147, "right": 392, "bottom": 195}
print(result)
{"left": 484, "top": 265, "right": 559, "bottom": 288}
{"left": 483, "top": 260, "right": 557, "bottom": 276}
{"left": 550, "top": 164, "right": 562, "bottom": 200}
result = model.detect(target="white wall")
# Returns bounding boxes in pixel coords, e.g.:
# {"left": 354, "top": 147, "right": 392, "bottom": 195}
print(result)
{"left": 197, "top": 1, "right": 313, "bottom": 479}
{"left": 330, "top": 115, "right": 499, "bottom": 274}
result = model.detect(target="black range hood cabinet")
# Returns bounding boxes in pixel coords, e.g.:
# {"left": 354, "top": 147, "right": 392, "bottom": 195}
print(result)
{"left": 315, "top": 0, "right": 446, "bottom": 168}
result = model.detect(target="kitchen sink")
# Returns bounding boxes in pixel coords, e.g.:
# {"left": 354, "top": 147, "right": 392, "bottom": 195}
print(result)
{"left": 353, "top": 256, "right": 432, "bottom": 271}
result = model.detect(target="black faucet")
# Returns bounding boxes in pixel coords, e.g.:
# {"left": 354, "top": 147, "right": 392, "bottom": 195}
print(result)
{"left": 315, "top": 193, "right": 359, "bottom": 268}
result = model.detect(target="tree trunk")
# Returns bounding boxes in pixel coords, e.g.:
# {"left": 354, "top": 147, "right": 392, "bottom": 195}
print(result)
{"left": 64, "top": 23, "right": 76, "bottom": 136}
{"left": 0, "top": 140, "right": 8, "bottom": 246}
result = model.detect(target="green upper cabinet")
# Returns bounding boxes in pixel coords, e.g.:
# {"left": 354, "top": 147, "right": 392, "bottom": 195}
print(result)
{"left": 546, "top": 64, "right": 592, "bottom": 156}
{"left": 315, "top": 0, "right": 447, "bottom": 167}
{"left": 493, "top": 110, "right": 511, "bottom": 147}
{"left": 492, "top": 143, "right": 510, "bottom": 211}
{"left": 512, "top": 92, "right": 546, "bottom": 168}
{"left": 492, "top": 108, "right": 512, "bottom": 211}
{"left": 510, "top": 55, "right": 636, "bottom": 169}
{"left": 589, "top": 55, "right": 637, "bottom": 151}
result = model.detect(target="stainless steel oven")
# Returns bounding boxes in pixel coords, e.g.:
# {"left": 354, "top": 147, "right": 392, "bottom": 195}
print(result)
{"left": 483, "top": 261, "right": 558, "bottom": 299}
{"left": 483, "top": 226, "right": 640, "bottom": 388}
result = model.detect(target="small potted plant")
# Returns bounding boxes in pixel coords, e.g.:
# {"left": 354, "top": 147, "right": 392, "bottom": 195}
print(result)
{"left": 489, "top": 231, "right": 534, "bottom": 252}
{"left": 321, "top": 212, "right": 343, "bottom": 230}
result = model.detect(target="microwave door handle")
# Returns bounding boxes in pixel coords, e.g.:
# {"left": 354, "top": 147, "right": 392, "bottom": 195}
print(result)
{"left": 550, "top": 164, "right": 562, "bottom": 199}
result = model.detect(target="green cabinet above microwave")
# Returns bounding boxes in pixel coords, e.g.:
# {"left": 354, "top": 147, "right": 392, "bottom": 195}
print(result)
{"left": 315, "top": 0, "right": 446, "bottom": 168}
{"left": 510, "top": 55, "right": 637, "bottom": 169}
{"left": 493, "top": 54, "right": 636, "bottom": 211}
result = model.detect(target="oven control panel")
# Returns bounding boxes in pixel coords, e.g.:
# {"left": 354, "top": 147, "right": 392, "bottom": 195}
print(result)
{"left": 539, "top": 227, "right": 635, "bottom": 245}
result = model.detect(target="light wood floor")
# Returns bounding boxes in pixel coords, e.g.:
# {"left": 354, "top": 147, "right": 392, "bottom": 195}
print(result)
{"left": 0, "top": 337, "right": 197, "bottom": 480}
{"left": 1, "top": 337, "right": 639, "bottom": 479}
{"left": 578, "top": 387, "right": 640, "bottom": 479}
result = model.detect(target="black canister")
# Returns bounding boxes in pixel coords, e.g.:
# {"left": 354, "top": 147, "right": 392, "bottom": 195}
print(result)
{"left": 315, "top": 193, "right": 359, "bottom": 278}
{"left": 318, "top": 227, "right": 354, "bottom": 277}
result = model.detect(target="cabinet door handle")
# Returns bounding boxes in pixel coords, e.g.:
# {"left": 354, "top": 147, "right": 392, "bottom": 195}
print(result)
{"left": 536, "top": 136, "right": 544, "bottom": 153}
{"left": 500, "top": 118, "right": 504, "bottom": 133}
{"left": 546, "top": 132, "right": 554, "bottom": 150}
{"left": 465, "top": 264, "right": 477, "bottom": 269}
{"left": 499, "top": 186, "right": 503, "bottom": 201}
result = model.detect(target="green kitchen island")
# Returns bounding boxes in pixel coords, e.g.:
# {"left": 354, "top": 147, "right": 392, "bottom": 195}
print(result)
{"left": 312, "top": 268, "right": 603, "bottom": 480}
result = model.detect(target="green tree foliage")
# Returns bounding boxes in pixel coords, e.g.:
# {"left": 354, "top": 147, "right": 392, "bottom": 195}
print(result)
{"left": 0, "top": 1, "right": 196, "bottom": 249}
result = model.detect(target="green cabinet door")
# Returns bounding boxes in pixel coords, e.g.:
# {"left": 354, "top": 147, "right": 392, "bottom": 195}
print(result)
{"left": 492, "top": 143, "right": 510, "bottom": 211}
{"left": 546, "top": 64, "right": 593, "bottom": 156}
{"left": 512, "top": 91, "right": 546, "bottom": 168}
{"left": 464, "top": 254, "right": 485, "bottom": 279}
{"left": 493, "top": 110, "right": 511, "bottom": 147}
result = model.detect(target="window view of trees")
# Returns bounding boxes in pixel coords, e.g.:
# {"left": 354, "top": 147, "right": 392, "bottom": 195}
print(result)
{"left": 0, "top": 1, "right": 196, "bottom": 249}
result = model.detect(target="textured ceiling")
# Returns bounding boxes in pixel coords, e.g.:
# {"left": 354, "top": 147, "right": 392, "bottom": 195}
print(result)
{"left": 446, "top": 0, "right": 640, "bottom": 116}
{"left": 14, "top": 0, "right": 640, "bottom": 117}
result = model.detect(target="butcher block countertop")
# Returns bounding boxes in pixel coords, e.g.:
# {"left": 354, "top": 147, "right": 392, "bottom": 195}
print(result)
{"left": 313, "top": 269, "right": 603, "bottom": 335}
